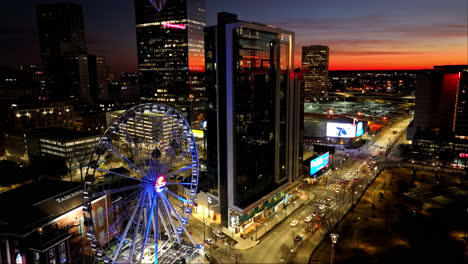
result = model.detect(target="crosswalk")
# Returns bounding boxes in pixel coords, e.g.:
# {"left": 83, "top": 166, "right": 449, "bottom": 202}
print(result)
{"left": 312, "top": 198, "right": 337, "bottom": 208}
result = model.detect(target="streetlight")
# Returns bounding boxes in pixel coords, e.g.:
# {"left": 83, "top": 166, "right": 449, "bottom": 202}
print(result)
{"left": 275, "top": 214, "right": 278, "bottom": 226}
{"left": 356, "top": 217, "right": 361, "bottom": 248}
{"left": 264, "top": 223, "right": 267, "bottom": 234}
{"left": 330, "top": 233, "right": 339, "bottom": 264}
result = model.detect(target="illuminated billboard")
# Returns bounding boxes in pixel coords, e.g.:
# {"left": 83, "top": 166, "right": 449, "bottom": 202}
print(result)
{"left": 326, "top": 122, "right": 356, "bottom": 138}
{"left": 356, "top": 122, "right": 364, "bottom": 137}
{"left": 310, "top": 152, "right": 329, "bottom": 176}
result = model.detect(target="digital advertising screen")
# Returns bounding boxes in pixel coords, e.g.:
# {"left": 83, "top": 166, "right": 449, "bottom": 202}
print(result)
{"left": 310, "top": 152, "right": 330, "bottom": 176}
{"left": 356, "top": 122, "right": 364, "bottom": 137}
{"left": 326, "top": 122, "right": 356, "bottom": 138}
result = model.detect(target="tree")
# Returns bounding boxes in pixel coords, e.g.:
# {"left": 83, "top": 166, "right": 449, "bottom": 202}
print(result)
{"left": 280, "top": 244, "right": 296, "bottom": 264}
{"left": 322, "top": 209, "right": 343, "bottom": 233}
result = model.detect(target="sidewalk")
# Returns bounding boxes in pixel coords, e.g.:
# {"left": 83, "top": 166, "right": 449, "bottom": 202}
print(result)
{"left": 219, "top": 192, "right": 316, "bottom": 250}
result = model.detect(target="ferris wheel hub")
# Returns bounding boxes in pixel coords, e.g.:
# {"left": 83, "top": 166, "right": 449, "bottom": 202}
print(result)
{"left": 154, "top": 175, "right": 166, "bottom": 192}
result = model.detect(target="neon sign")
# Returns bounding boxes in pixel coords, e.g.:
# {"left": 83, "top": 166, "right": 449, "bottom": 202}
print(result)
{"left": 460, "top": 153, "right": 468, "bottom": 158}
{"left": 155, "top": 176, "right": 166, "bottom": 192}
{"left": 161, "top": 22, "right": 186, "bottom": 30}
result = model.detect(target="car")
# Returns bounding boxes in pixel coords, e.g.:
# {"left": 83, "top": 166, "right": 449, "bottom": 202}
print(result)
{"left": 325, "top": 196, "right": 331, "bottom": 201}
{"left": 205, "top": 238, "right": 214, "bottom": 245}
{"left": 305, "top": 216, "right": 312, "bottom": 222}
{"left": 343, "top": 180, "right": 349, "bottom": 184}
{"left": 290, "top": 220, "right": 298, "bottom": 227}
{"left": 346, "top": 185, "right": 352, "bottom": 189}
{"left": 311, "top": 211, "right": 317, "bottom": 217}
{"left": 347, "top": 171, "right": 351, "bottom": 175}
{"left": 361, "top": 170, "right": 366, "bottom": 173}
{"left": 353, "top": 178, "right": 359, "bottom": 183}
{"left": 294, "top": 235, "right": 303, "bottom": 242}
{"left": 212, "top": 230, "right": 225, "bottom": 239}
{"left": 319, "top": 205, "right": 325, "bottom": 210}
{"left": 339, "top": 179, "right": 345, "bottom": 183}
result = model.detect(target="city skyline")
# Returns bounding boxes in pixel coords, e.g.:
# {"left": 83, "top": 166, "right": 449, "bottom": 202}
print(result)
{"left": 0, "top": 0, "right": 466, "bottom": 72}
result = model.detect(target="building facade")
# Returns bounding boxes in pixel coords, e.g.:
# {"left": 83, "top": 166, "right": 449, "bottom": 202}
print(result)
{"left": 0, "top": 180, "right": 111, "bottom": 264}
{"left": 205, "top": 13, "right": 301, "bottom": 228}
{"left": 409, "top": 65, "right": 468, "bottom": 164}
{"left": 37, "top": 3, "right": 108, "bottom": 103}
{"left": 301, "top": 45, "right": 329, "bottom": 100}
{"left": 134, "top": 0, "right": 206, "bottom": 121}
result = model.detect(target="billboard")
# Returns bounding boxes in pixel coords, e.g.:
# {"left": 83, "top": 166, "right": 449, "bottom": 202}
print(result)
{"left": 310, "top": 152, "right": 330, "bottom": 176}
{"left": 326, "top": 122, "right": 356, "bottom": 138}
{"left": 356, "top": 122, "right": 364, "bottom": 137}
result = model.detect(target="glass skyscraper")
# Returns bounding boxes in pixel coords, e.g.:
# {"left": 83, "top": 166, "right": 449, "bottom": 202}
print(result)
{"left": 301, "top": 45, "right": 329, "bottom": 100}
{"left": 134, "top": 0, "right": 205, "bottom": 121}
{"left": 205, "top": 13, "right": 301, "bottom": 228}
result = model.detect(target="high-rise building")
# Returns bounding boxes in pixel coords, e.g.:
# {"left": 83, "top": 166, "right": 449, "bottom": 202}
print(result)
{"left": 204, "top": 13, "right": 302, "bottom": 228}
{"left": 301, "top": 45, "right": 329, "bottom": 100}
{"left": 37, "top": 3, "right": 108, "bottom": 103}
{"left": 134, "top": 0, "right": 206, "bottom": 121}
{"left": 37, "top": 3, "right": 87, "bottom": 100}
{"left": 408, "top": 65, "right": 468, "bottom": 161}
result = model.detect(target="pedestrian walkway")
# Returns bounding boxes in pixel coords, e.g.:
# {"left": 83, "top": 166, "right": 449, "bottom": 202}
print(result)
{"left": 219, "top": 193, "right": 316, "bottom": 250}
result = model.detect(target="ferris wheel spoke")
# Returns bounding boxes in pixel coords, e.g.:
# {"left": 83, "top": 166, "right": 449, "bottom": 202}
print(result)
{"left": 165, "top": 189, "right": 191, "bottom": 204}
{"left": 159, "top": 192, "right": 182, "bottom": 242}
{"left": 112, "top": 193, "right": 145, "bottom": 262}
{"left": 128, "top": 191, "right": 148, "bottom": 262}
{"left": 165, "top": 165, "right": 193, "bottom": 177}
{"left": 157, "top": 205, "right": 174, "bottom": 243}
{"left": 139, "top": 193, "right": 157, "bottom": 263}
{"left": 121, "top": 125, "right": 151, "bottom": 177}
{"left": 105, "top": 142, "right": 144, "bottom": 177}
{"left": 166, "top": 182, "right": 192, "bottom": 186}
{"left": 95, "top": 167, "right": 144, "bottom": 182}
{"left": 92, "top": 184, "right": 142, "bottom": 197}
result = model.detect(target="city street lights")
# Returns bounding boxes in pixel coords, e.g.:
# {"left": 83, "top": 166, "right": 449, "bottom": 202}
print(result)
{"left": 356, "top": 217, "right": 361, "bottom": 248}
{"left": 330, "top": 233, "right": 339, "bottom": 264}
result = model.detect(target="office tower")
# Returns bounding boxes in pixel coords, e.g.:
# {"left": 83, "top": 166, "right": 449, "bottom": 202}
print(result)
{"left": 37, "top": 3, "right": 108, "bottom": 103}
{"left": 301, "top": 45, "right": 329, "bottom": 100}
{"left": 409, "top": 65, "right": 468, "bottom": 158}
{"left": 205, "top": 13, "right": 301, "bottom": 228}
{"left": 134, "top": 0, "right": 206, "bottom": 121}
{"left": 37, "top": 3, "right": 87, "bottom": 100}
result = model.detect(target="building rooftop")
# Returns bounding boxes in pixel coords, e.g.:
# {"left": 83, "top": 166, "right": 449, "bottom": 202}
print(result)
{"left": 32, "top": 127, "right": 100, "bottom": 141}
{"left": 0, "top": 180, "right": 83, "bottom": 236}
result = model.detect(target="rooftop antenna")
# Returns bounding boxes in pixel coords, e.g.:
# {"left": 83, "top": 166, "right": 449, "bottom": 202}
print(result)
{"left": 149, "top": 0, "right": 167, "bottom": 12}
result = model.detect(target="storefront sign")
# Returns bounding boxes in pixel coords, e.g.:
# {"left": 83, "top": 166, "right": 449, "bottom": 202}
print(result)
{"left": 55, "top": 190, "right": 83, "bottom": 203}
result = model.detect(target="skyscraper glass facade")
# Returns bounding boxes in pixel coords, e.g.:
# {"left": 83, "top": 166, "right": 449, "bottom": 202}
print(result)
{"left": 135, "top": 0, "right": 205, "bottom": 120}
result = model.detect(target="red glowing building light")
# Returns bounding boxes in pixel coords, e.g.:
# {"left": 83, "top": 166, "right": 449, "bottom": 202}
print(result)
{"left": 161, "top": 22, "right": 186, "bottom": 30}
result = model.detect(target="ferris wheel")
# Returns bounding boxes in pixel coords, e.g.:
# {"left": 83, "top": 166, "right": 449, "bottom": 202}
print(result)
{"left": 82, "top": 103, "right": 200, "bottom": 263}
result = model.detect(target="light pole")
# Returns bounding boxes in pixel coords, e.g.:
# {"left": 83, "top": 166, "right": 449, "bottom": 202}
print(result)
{"left": 255, "top": 223, "right": 258, "bottom": 241}
{"left": 275, "top": 214, "right": 278, "bottom": 226}
{"left": 330, "top": 233, "right": 339, "bottom": 264}
{"left": 264, "top": 223, "right": 267, "bottom": 234}
{"left": 356, "top": 217, "right": 361, "bottom": 249}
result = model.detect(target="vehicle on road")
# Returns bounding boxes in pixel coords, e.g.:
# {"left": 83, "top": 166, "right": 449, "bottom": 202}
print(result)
{"left": 290, "top": 220, "right": 298, "bottom": 227}
{"left": 305, "top": 216, "right": 312, "bottom": 223}
{"left": 311, "top": 211, "right": 317, "bottom": 217}
{"left": 353, "top": 178, "right": 359, "bottom": 183}
{"left": 205, "top": 238, "right": 214, "bottom": 245}
{"left": 361, "top": 170, "right": 366, "bottom": 173}
{"left": 346, "top": 185, "right": 352, "bottom": 189}
{"left": 319, "top": 205, "right": 325, "bottom": 210}
{"left": 212, "top": 230, "right": 226, "bottom": 239}
{"left": 294, "top": 235, "right": 303, "bottom": 242}
{"left": 325, "top": 196, "right": 331, "bottom": 201}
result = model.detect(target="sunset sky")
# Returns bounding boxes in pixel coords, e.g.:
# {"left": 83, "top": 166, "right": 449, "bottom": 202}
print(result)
{"left": 1, "top": 0, "right": 467, "bottom": 72}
